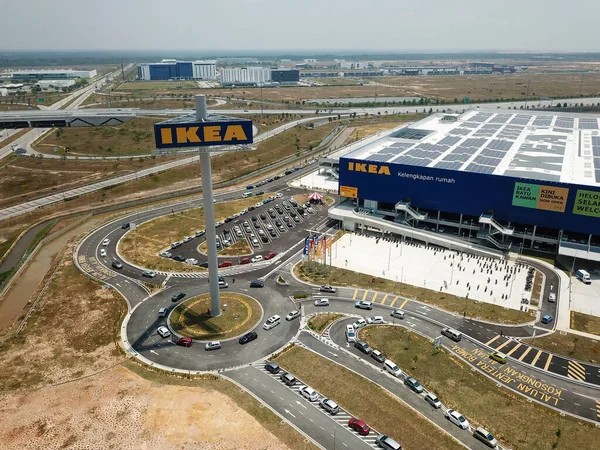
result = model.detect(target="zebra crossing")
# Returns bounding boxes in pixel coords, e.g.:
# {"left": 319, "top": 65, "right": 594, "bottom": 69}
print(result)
{"left": 252, "top": 360, "right": 381, "bottom": 448}
{"left": 156, "top": 260, "right": 273, "bottom": 279}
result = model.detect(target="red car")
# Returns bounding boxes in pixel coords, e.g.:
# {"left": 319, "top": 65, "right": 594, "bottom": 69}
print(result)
{"left": 264, "top": 252, "right": 277, "bottom": 260}
{"left": 218, "top": 261, "right": 233, "bottom": 268}
{"left": 348, "top": 417, "right": 370, "bottom": 436}
{"left": 176, "top": 337, "right": 193, "bottom": 347}
{"left": 240, "top": 257, "right": 251, "bottom": 265}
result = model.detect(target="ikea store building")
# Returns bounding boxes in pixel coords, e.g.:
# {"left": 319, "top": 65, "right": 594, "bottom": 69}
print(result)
{"left": 329, "top": 110, "right": 600, "bottom": 261}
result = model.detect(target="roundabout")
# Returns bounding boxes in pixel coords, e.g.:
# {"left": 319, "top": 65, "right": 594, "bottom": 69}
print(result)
{"left": 169, "top": 293, "right": 263, "bottom": 341}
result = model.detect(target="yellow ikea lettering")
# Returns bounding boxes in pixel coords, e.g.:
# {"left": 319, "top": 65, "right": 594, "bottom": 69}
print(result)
{"left": 160, "top": 128, "right": 173, "bottom": 144}
{"left": 223, "top": 125, "right": 248, "bottom": 141}
{"left": 176, "top": 126, "right": 201, "bottom": 143}
{"left": 203, "top": 126, "right": 221, "bottom": 142}
{"left": 378, "top": 165, "right": 391, "bottom": 175}
{"left": 348, "top": 161, "right": 390, "bottom": 175}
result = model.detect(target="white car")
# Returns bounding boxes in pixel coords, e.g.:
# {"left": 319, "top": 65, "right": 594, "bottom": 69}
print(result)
{"left": 159, "top": 251, "right": 171, "bottom": 258}
{"left": 215, "top": 221, "right": 223, "bottom": 227}
{"left": 251, "top": 238, "right": 259, "bottom": 247}
{"left": 185, "top": 258, "right": 198, "bottom": 265}
{"left": 183, "top": 236, "right": 193, "bottom": 243}
{"left": 255, "top": 202, "right": 263, "bottom": 207}
{"left": 276, "top": 193, "right": 283, "bottom": 198}
{"left": 158, "top": 307, "right": 167, "bottom": 317}
{"left": 299, "top": 385, "right": 319, "bottom": 402}
{"left": 391, "top": 309, "right": 405, "bottom": 319}
{"left": 102, "top": 239, "right": 110, "bottom": 246}
{"left": 314, "top": 298, "right": 330, "bottom": 307}
{"left": 240, "top": 209, "right": 248, "bottom": 215}
{"left": 231, "top": 214, "right": 239, "bottom": 219}
{"left": 367, "top": 316, "right": 385, "bottom": 324}
{"left": 195, "top": 230, "right": 205, "bottom": 237}
{"left": 251, "top": 255, "right": 263, "bottom": 263}
{"left": 205, "top": 341, "right": 222, "bottom": 351}
{"left": 286, "top": 310, "right": 300, "bottom": 321}
{"left": 425, "top": 392, "right": 442, "bottom": 409}
{"left": 142, "top": 270, "right": 156, "bottom": 278}
{"left": 353, "top": 318, "right": 367, "bottom": 329}
{"left": 263, "top": 315, "right": 281, "bottom": 330}
{"left": 157, "top": 326, "right": 171, "bottom": 338}
{"left": 222, "top": 239, "right": 231, "bottom": 247}
{"left": 99, "top": 249, "right": 107, "bottom": 257}
{"left": 446, "top": 409, "right": 469, "bottom": 430}
{"left": 548, "top": 292, "right": 556, "bottom": 303}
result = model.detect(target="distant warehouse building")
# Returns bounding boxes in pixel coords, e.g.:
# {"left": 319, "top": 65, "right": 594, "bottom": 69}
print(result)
{"left": 270, "top": 68, "right": 299, "bottom": 84}
{"left": 37, "top": 80, "right": 76, "bottom": 89}
{"left": 4, "top": 69, "right": 97, "bottom": 80}
{"left": 137, "top": 60, "right": 216, "bottom": 81}
{"left": 220, "top": 67, "right": 271, "bottom": 86}
{"left": 327, "top": 109, "right": 600, "bottom": 261}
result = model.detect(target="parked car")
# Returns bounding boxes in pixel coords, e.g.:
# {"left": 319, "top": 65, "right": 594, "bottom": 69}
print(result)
{"left": 446, "top": 409, "right": 469, "bottom": 430}
{"left": 319, "top": 398, "right": 339, "bottom": 415}
{"left": 280, "top": 371, "right": 296, "bottom": 386}
{"left": 355, "top": 301, "right": 373, "bottom": 310}
{"left": 265, "top": 361, "right": 280, "bottom": 374}
{"left": 111, "top": 261, "right": 123, "bottom": 269}
{"left": 473, "top": 427, "right": 498, "bottom": 448}
{"left": 375, "top": 434, "right": 402, "bottom": 450}
{"left": 142, "top": 270, "right": 156, "bottom": 278}
{"left": 176, "top": 337, "right": 193, "bottom": 347}
{"left": 314, "top": 298, "right": 330, "bottom": 307}
{"left": 404, "top": 377, "right": 424, "bottom": 393}
{"left": 218, "top": 261, "right": 233, "bottom": 268}
{"left": 185, "top": 258, "right": 198, "bottom": 265}
{"left": 370, "top": 349, "right": 386, "bottom": 363}
{"left": 183, "top": 236, "right": 192, "bottom": 243}
{"left": 348, "top": 417, "right": 370, "bottom": 436}
{"left": 205, "top": 341, "right": 222, "bottom": 351}
{"left": 353, "top": 318, "right": 367, "bottom": 329}
{"left": 250, "top": 280, "right": 264, "bottom": 288}
{"left": 299, "top": 385, "right": 319, "bottom": 402}
{"left": 159, "top": 251, "right": 171, "bottom": 258}
{"left": 320, "top": 285, "right": 337, "bottom": 293}
{"left": 367, "top": 316, "right": 384, "bottom": 324}
{"left": 157, "top": 326, "right": 171, "bottom": 338}
{"left": 171, "top": 292, "right": 186, "bottom": 302}
{"left": 240, "top": 257, "right": 251, "bottom": 265}
{"left": 174, "top": 255, "right": 186, "bottom": 262}
{"left": 239, "top": 331, "right": 258, "bottom": 345}
{"left": 264, "top": 251, "right": 277, "bottom": 260}
{"left": 548, "top": 292, "right": 556, "bottom": 303}
{"left": 195, "top": 230, "right": 205, "bottom": 237}
{"left": 286, "top": 310, "right": 300, "bottom": 321}
{"left": 425, "top": 392, "right": 442, "bottom": 409}
{"left": 541, "top": 314, "right": 554, "bottom": 324}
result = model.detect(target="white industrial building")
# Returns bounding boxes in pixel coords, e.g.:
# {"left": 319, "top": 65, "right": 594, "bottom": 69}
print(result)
{"left": 192, "top": 61, "right": 217, "bottom": 80}
{"left": 37, "top": 80, "right": 76, "bottom": 89}
{"left": 340, "top": 61, "right": 370, "bottom": 69}
{"left": 219, "top": 67, "right": 271, "bottom": 85}
{"left": 4, "top": 69, "right": 97, "bottom": 80}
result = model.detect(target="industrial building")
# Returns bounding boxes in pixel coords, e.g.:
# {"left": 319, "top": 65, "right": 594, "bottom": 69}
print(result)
{"left": 4, "top": 69, "right": 97, "bottom": 80}
{"left": 37, "top": 80, "right": 76, "bottom": 89}
{"left": 270, "top": 68, "right": 299, "bottom": 84}
{"left": 137, "top": 60, "right": 217, "bottom": 81}
{"left": 325, "top": 109, "right": 600, "bottom": 261}
{"left": 220, "top": 67, "right": 271, "bottom": 85}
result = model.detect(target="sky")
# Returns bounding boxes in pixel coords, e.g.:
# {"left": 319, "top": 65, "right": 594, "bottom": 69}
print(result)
{"left": 0, "top": 0, "right": 599, "bottom": 53}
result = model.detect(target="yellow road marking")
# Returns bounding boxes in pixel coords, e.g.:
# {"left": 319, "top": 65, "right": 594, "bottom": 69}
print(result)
{"left": 362, "top": 290, "right": 368, "bottom": 301}
{"left": 485, "top": 335, "right": 501, "bottom": 346}
{"left": 495, "top": 338, "right": 513, "bottom": 351}
{"left": 568, "top": 361, "right": 586, "bottom": 381}
{"left": 596, "top": 401, "right": 600, "bottom": 419}
{"left": 380, "top": 294, "right": 388, "bottom": 305}
{"left": 518, "top": 346, "right": 532, "bottom": 361}
{"left": 389, "top": 296, "right": 398, "bottom": 307}
{"left": 543, "top": 353, "right": 554, "bottom": 371}
{"left": 371, "top": 292, "right": 378, "bottom": 302}
{"left": 531, "top": 350, "right": 543, "bottom": 366}
{"left": 506, "top": 343, "right": 522, "bottom": 357}
{"left": 352, "top": 289, "right": 359, "bottom": 300}
{"left": 398, "top": 298, "right": 409, "bottom": 310}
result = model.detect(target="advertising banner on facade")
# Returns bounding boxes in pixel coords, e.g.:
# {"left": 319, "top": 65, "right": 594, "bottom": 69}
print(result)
{"left": 512, "top": 182, "right": 568, "bottom": 213}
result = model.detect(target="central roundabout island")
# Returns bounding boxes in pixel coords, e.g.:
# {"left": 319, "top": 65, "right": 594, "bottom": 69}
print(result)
{"left": 169, "top": 293, "right": 263, "bottom": 341}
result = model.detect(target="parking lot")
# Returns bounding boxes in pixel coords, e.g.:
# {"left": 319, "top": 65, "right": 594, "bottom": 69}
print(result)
{"left": 159, "top": 188, "right": 332, "bottom": 269}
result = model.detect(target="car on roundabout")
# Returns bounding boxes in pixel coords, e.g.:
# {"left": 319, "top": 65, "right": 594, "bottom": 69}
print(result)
{"left": 390, "top": 309, "right": 405, "bottom": 319}
{"left": 142, "top": 270, "right": 156, "bottom": 278}
{"left": 171, "top": 292, "right": 186, "bottom": 302}
{"left": 320, "top": 285, "right": 336, "bottom": 293}
{"left": 205, "top": 341, "right": 222, "bottom": 351}
{"left": 102, "top": 239, "right": 110, "bottom": 246}
{"left": 367, "top": 316, "right": 385, "bottom": 324}
{"left": 111, "top": 261, "right": 123, "bottom": 270}
{"left": 299, "top": 385, "right": 319, "bottom": 402}
{"left": 355, "top": 301, "right": 373, "bottom": 310}
{"left": 314, "top": 298, "right": 330, "bottom": 307}
{"left": 157, "top": 326, "right": 171, "bottom": 338}
{"left": 353, "top": 318, "right": 367, "bottom": 329}
{"left": 250, "top": 280, "right": 264, "bottom": 288}
{"left": 176, "top": 337, "right": 193, "bottom": 347}
{"left": 158, "top": 307, "right": 167, "bottom": 317}
{"left": 286, "top": 310, "right": 300, "bottom": 321}
{"left": 348, "top": 417, "right": 370, "bottom": 436}
{"left": 100, "top": 249, "right": 107, "bottom": 257}
{"left": 239, "top": 331, "right": 258, "bottom": 345}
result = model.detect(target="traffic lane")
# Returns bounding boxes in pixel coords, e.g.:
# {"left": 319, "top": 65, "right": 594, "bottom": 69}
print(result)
{"left": 297, "top": 332, "right": 489, "bottom": 449}
{"left": 528, "top": 260, "right": 559, "bottom": 330}
{"left": 226, "top": 366, "right": 372, "bottom": 450}
{"left": 327, "top": 316, "right": 600, "bottom": 423}
{"left": 126, "top": 282, "right": 299, "bottom": 371}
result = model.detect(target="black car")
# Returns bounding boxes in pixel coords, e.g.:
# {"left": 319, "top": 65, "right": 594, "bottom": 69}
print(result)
{"left": 250, "top": 280, "right": 265, "bottom": 288}
{"left": 111, "top": 261, "right": 123, "bottom": 269}
{"left": 199, "top": 262, "right": 209, "bottom": 268}
{"left": 252, "top": 215, "right": 258, "bottom": 221}
{"left": 269, "top": 230, "right": 277, "bottom": 237}
{"left": 290, "top": 200, "right": 298, "bottom": 207}
{"left": 260, "top": 213, "right": 267, "bottom": 220}
{"left": 265, "top": 361, "right": 280, "bottom": 374}
{"left": 248, "top": 206, "right": 255, "bottom": 211}
{"left": 121, "top": 223, "right": 130, "bottom": 229}
{"left": 275, "top": 220, "right": 282, "bottom": 226}
{"left": 224, "top": 217, "right": 233, "bottom": 223}
{"left": 173, "top": 255, "right": 186, "bottom": 262}
{"left": 256, "top": 191, "right": 264, "bottom": 195}
{"left": 239, "top": 331, "right": 258, "bottom": 345}
{"left": 261, "top": 235, "right": 269, "bottom": 243}
{"left": 254, "top": 222, "right": 261, "bottom": 228}
{"left": 171, "top": 292, "right": 186, "bottom": 302}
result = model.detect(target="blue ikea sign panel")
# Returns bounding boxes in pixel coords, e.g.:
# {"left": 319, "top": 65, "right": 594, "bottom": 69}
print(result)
{"left": 338, "top": 157, "right": 600, "bottom": 235}
{"left": 154, "top": 120, "right": 253, "bottom": 149}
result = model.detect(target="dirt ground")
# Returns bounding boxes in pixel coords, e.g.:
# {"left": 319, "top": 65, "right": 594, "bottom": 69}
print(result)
{"left": 0, "top": 366, "right": 290, "bottom": 450}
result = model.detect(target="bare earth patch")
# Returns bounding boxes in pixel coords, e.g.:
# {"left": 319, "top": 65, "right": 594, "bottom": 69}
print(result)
{"left": 0, "top": 366, "right": 290, "bottom": 450}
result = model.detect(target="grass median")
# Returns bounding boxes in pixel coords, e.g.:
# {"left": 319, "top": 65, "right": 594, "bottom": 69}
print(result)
{"left": 294, "top": 262, "right": 533, "bottom": 324}
{"left": 360, "top": 325, "right": 600, "bottom": 450}
{"left": 570, "top": 311, "right": 600, "bottom": 336}
{"left": 273, "top": 345, "right": 463, "bottom": 450}
{"left": 307, "top": 313, "right": 343, "bottom": 334}
{"left": 526, "top": 329, "right": 600, "bottom": 364}
{"left": 199, "top": 237, "right": 252, "bottom": 257}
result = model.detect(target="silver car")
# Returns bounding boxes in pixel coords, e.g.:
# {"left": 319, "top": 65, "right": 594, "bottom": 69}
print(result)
{"left": 314, "top": 298, "right": 330, "bottom": 307}
{"left": 205, "top": 341, "right": 221, "bottom": 351}
{"left": 286, "top": 310, "right": 300, "bottom": 321}
{"left": 319, "top": 398, "right": 339, "bottom": 415}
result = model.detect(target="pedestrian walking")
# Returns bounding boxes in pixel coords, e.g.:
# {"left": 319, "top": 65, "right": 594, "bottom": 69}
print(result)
{"left": 232, "top": 278, "right": 235, "bottom": 284}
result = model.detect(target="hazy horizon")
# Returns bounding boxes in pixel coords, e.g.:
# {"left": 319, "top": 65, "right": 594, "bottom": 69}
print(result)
{"left": 1, "top": 0, "right": 599, "bottom": 53}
